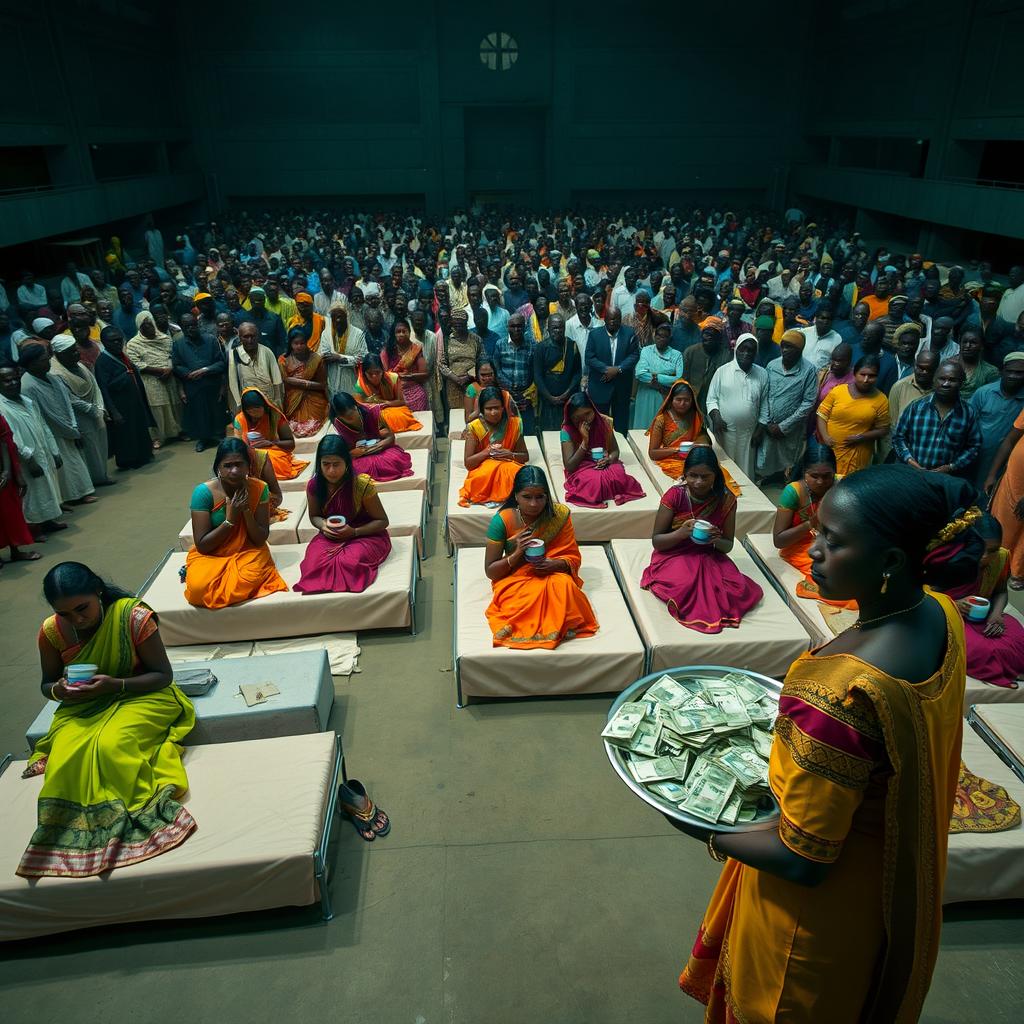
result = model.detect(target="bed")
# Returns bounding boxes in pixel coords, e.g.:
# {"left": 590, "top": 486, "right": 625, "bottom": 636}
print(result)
{"left": 292, "top": 419, "right": 331, "bottom": 455}
{"left": 0, "top": 731, "right": 344, "bottom": 941}
{"left": 452, "top": 544, "right": 646, "bottom": 705}
{"left": 448, "top": 408, "right": 466, "bottom": 438}
{"left": 294, "top": 411, "right": 434, "bottom": 455}
{"left": 177, "top": 488, "right": 308, "bottom": 550}
{"left": 625, "top": 429, "right": 775, "bottom": 538}
{"left": 744, "top": 531, "right": 1024, "bottom": 715}
{"left": 141, "top": 537, "right": 419, "bottom": 646}
{"left": 25, "top": 650, "right": 335, "bottom": 752}
{"left": 295, "top": 487, "right": 428, "bottom": 558}
{"left": 969, "top": 704, "right": 1024, "bottom": 783}
{"left": 540, "top": 431, "right": 663, "bottom": 542}
{"left": 607, "top": 538, "right": 811, "bottom": 677}
{"left": 278, "top": 447, "right": 431, "bottom": 497}
{"left": 944, "top": 725, "right": 1024, "bottom": 903}
{"left": 445, "top": 436, "right": 546, "bottom": 550}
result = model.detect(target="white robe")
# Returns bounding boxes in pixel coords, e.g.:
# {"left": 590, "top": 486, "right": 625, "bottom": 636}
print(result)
{"left": 706, "top": 361, "right": 769, "bottom": 479}
{"left": 0, "top": 395, "right": 63, "bottom": 522}
{"left": 50, "top": 360, "right": 110, "bottom": 485}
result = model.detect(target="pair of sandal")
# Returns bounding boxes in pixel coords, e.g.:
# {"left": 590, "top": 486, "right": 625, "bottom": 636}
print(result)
{"left": 338, "top": 779, "right": 391, "bottom": 842}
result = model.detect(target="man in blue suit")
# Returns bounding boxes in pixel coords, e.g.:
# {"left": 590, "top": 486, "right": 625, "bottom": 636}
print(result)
{"left": 585, "top": 308, "right": 639, "bottom": 433}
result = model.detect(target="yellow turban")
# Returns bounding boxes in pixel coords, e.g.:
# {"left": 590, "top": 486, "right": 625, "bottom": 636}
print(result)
{"left": 699, "top": 316, "right": 724, "bottom": 332}
{"left": 295, "top": 292, "right": 313, "bottom": 303}
{"left": 781, "top": 329, "right": 806, "bottom": 350}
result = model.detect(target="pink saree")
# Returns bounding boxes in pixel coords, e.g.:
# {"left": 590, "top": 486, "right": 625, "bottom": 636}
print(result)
{"left": 333, "top": 404, "right": 413, "bottom": 482}
{"left": 560, "top": 401, "right": 646, "bottom": 509}
{"left": 294, "top": 474, "right": 392, "bottom": 594}
{"left": 640, "top": 484, "right": 763, "bottom": 634}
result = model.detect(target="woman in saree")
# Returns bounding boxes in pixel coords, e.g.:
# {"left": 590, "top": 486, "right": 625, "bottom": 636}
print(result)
{"left": 676, "top": 466, "right": 970, "bottom": 1023}
{"left": 484, "top": 464, "right": 599, "bottom": 650}
{"left": 463, "top": 358, "right": 519, "bottom": 433}
{"left": 231, "top": 386, "right": 309, "bottom": 481}
{"left": 816, "top": 353, "right": 890, "bottom": 476}
{"left": 278, "top": 326, "right": 328, "bottom": 436}
{"left": 382, "top": 318, "right": 429, "bottom": 412}
{"left": 330, "top": 391, "right": 413, "bottom": 482}
{"left": 560, "top": 393, "right": 646, "bottom": 508}
{"left": 641, "top": 446, "right": 763, "bottom": 633}
{"left": 294, "top": 434, "right": 392, "bottom": 595}
{"left": 459, "top": 385, "right": 529, "bottom": 507}
{"left": 646, "top": 378, "right": 712, "bottom": 481}
{"left": 184, "top": 438, "right": 288, "bottom": 609}
{"left": 354, "top": 353, "right": 422, "bottom": 434}
{"left": 438, "top": 307, "right": 481, "bottom": 415}
{"left": 19, "top": 561, "right": 196, "bottom": 878}
{"left": 933, "top": 513, "right": 1024, "bottom": 689}
{"left": 772, "top": 442, "right": 856, "bottom": 610}
{"left": 286, "top": 291, "right": 327, "bottom": 352}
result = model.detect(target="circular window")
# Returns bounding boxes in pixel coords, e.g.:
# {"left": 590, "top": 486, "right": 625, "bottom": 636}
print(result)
{"left": 480, "top": 32, "right": 518, "bottom": 72}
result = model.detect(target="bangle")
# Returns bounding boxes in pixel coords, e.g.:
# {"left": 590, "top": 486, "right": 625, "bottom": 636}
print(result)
{"left": 121, "top": 678, "right": 127, "bottom": 693}
{"left": 706, "top": 834, "right": 727, "bottom": 862}
{"left": 50, "top": 682, "right": 60, "bottom": 701}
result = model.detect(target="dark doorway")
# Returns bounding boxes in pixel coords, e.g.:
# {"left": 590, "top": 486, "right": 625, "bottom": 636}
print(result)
{"left": 464, "top": 107, "right": 547, "bottom": 207}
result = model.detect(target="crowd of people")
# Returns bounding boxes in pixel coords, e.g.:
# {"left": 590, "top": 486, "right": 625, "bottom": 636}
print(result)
{"left": 5, "top": 201, "right": 1024, "bottom": 1022}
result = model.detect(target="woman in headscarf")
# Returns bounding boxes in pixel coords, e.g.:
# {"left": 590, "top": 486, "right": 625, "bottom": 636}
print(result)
{"left": 125, "top": 310, "right": 182, "bottom": 449}
{"left": 279, "top": 326, "right": 329, "bottom": 436}
{"left": 286, "top": 292, "right": 327, "bottom": 352}
{"left": 560, "top": 393, "right": 645, "bottom": 509}
{"left": 646, "top": 379, "right": 712, "bottom": 480}
{"left": 231, "top": 387, "right": 309, "bottom": 481}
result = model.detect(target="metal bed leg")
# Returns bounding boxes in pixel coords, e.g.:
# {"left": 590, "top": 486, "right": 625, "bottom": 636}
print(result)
{"left": 316, "top": 734, "right": 344, "bottom": 922}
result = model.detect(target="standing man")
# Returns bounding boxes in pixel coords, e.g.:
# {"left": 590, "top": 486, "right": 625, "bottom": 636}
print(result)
{"left": 882, "top": 350, "right": 939, "bottom": 462}
{"left": 682, "top": 317, "right": 731, "bottom": 415}
{"left": 585, "top": 308, "right": 639, "bottom": 434}
{"left": 49, "top": 334, "right": 112, "bottom": 486}
{"left": 533, "top": 314, "right": 581, "bottom": 431}
{"left": 891, "top": 360, "right": 981, "bottom": 477}
{"left": 973, "top": 353, "right": 1024, "bottom": 492}
{"left": 227, "top": 321, "right": 283, "bottom": 411}
{"left": 238, "top": 286, "right": 287, "bottom": 358}
{"left": 565, "top": 292, "right": 602, "bottom": 388}
{"left": 835, "top": 300, "right": 870, "bottom": 346}
{"left": 494, "top": 314, "right": 536, "bottom": 434}
{"left": 171, "top": 313, "right": 227, "bottom": 452}
{"left": 706, "top": 335, "right": 768, "bottom": 478}
{"left": 798, "top": 306, "right": 843, "bottom": 372}
{"left": 755, "top": 331, "right": 818, "bottom": 484}
{"left": 93, "top": 326, "right": 155, "bottom": 470}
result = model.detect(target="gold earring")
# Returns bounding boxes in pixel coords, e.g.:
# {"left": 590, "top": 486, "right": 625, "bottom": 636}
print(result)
{"left": 880, "top": 572, "right": 891, "bottom": 594}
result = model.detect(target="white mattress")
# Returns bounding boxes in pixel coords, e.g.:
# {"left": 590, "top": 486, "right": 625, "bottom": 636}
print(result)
{"left": 177, "top": 489, "right": 308, "bottom": 550}
{"left": 454, "top": 544, "right": 645, "bottom": 701}
{"left": 296, "top": 487, "right": 426, "bottom": 557}
{"left": 944, "top": 727, "right": 1024, "bottom": 903}
{"left": 745, "top": 531, "right": 1024, "bottom": 716}
{"left": 278, "top": 461, "right": 315, "bottom": 493}
{"left": 448, "top": 408, "right": 466, "bottom": 438}
{"left": 0, "top": 731, "right": 338, "bottom": 941}
{"left": 292, "top": 419, "right": 331, "bottom": 455}
{"left": 626, "top": 429, "right": 775, "bottom": 538}
{"left": 394, "top": 411, "right": 434, "bottom": 451}
{"left": 142, "top": 537, "right": 417, "bottom": 645}
{"left": 541, "top": 432, "right": 662, "bottom": 542}
{"left": 446, "top": 436, "right": 545, "bottom": 548}
{"left": 375, "top": 446, "right": 431, "bottom": 495}
{"left": 608, "top": 538, "right": 810, "bottom": 677}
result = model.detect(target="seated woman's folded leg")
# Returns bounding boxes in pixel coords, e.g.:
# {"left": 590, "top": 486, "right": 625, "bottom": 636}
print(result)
{"left": 294, "top": 533, "right": 392, "bottom": 594}
{"left": 184, "top": 546, "right": 288, "bottom": 609}
{"left": 459, "top": 458, "right": 521, "bottom": 507}
{"left": 487, "top": 571, "right": 599, "bottom": 650}
{"left": 565, "top": 462, "right": 646, "bottom": 508}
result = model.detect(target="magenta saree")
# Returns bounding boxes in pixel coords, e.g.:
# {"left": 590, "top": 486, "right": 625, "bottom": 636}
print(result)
{"left": 294, "top": 474, "right": 392, "bottom": 594}
{"left": 333, "top": 404, "right": 413, "bottom": 483}
{"left": 640, "top": 484, "right": 763, "bottom": 633}
{"left": 945, "top": 548, "right": 1024, "bottom": 688}
{"left": 560, "top": 402, "right": 646, "bottom": 509}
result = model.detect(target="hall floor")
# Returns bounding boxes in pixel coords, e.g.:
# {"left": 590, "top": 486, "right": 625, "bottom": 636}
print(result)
{"left": 0, "top": 440, "right": 1021, "bottom": 1024}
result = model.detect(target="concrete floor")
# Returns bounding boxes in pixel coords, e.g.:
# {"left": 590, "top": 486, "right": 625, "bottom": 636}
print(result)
{"left": 1, "top": 440, "right": 1022, "bottom": 1024}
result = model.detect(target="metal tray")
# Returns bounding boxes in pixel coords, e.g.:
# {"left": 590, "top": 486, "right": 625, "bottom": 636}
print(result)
{"left": 605, "top": 664, "right": 782, "bottom": 833}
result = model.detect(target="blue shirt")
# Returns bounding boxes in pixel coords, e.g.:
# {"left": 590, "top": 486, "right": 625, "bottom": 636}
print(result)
{"left": 969, "top": 381, "right": 1024, "bottom": 486}
{"left": 493, "top": 337, "right": 534, "bottom": 396}
{"left": 891, "top": 394, "right": 981, "bottom": 472}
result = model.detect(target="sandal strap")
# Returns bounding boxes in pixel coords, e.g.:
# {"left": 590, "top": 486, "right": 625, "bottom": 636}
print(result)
{"left": 341, "top": 795, "right": 377, "bottom": 825}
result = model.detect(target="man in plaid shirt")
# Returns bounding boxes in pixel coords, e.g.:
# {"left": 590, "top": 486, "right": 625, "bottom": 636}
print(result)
{"left": 891, "top": 359, "right": 981, "bottom": 476}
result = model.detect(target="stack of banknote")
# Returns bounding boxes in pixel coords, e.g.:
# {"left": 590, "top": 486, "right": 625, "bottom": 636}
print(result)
{"left": 602, "top": 672, "right": 777, "bottom": 826}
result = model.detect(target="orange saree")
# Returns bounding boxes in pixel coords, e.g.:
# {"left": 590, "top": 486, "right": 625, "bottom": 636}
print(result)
{"left": 458, "top": 409, "right": 523, "bottom": 507}
{"left": 232, "top": 387, "right": 310, "bottom": 480}
{"left": 355, "top": 366, "right": 422, "bottom": 433}
{"left": 485, "top": 505, "right": 599, "bottom": 649}
{"left": 777, "top": 480, "right": 857, "bottom": 610}
{"left": 185, "top": 477, "right": 289, "bottom": 609}
{"left": 279, "top": 351, "right": 329, "bottom": 436}
{"left": 648, "top": 409, "right": 741, "bottom": 497}
{"left": 680, "top": 594, "right": 964, "bottom": 1023}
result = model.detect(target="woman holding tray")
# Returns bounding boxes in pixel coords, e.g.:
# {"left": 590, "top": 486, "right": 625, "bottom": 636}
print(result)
{"left": 641, "top": 446, "right": 762, "bottom": 633}
{"left": 559, "top": 393, "right": 645, "bottom": 509}
{"left": 294, "top": 434, "right": 392, "bottom": 595}
{"left": 459, "top": 385, "right": 528, "bottom": 507}
{"left": 483, "top": 464, "right": 598, "bottom": 649}
{"left": 676, "top": 465, "right": 973, "bottom": 1023}
{"left": 19, "top": 561, "right": 196, "bottom": 877}
{"left": 184, "top": 438, "right": 288, "bottom": 609}
{"left": 330, "top": 391, "right": 413, "bottom": 483}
